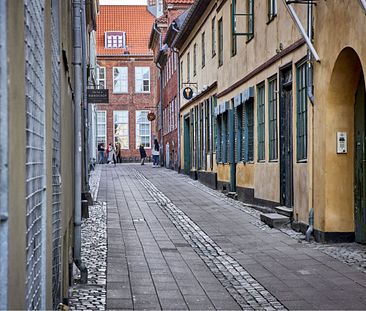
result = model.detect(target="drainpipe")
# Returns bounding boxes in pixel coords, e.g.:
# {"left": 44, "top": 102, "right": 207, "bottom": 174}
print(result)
{"left": 73, "top": 0, "right": 88, "bottom": 284}
{"left": 156, "top": 62, "right": 164, "bottom": 166}
{"left": 0, "top": 0, "right": 8, "bottom": 308}
{"left": 81, "top": 0, "right": 89, "bottom": 194}
{"left": 154, "top": 23, "right": 164, "bottom": 166}
{"left": 306, "top": 0, "right": 315, "bottom": 241}
{"left": 175, "top": 48, "right": 181, "bottom": 172}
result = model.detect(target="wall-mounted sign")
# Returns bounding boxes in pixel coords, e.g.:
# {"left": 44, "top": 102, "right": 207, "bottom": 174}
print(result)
{"left": 183, "top": 87, "right": 193, "bottom": 100}
{"left": 147, "top": 112, "right": 156, "bottom": 121}
{"left": 337, "top": 132, "right": 347, "bottom": 154}
{"left": 87, "top": 89, "right": 109, "bottom": 103}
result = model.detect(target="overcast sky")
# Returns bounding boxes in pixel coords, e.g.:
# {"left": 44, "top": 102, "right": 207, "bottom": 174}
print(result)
{"left": 99, "top": 0, "right": 148, "bottom": 4}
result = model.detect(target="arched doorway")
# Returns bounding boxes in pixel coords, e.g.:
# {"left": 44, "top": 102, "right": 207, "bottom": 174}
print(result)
{"left": 326, "top": 47, "right": 365, "bottom": 243}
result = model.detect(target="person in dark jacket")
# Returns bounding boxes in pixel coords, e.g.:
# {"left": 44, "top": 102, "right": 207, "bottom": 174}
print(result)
{"left": 139, "top": 144, "right": 147, "bottom": 165}
{"left": 98, "top": 143, "right": 105, "bottom": 164}
{"left": 152, "top": 139, "right": 160, "bottom": 167}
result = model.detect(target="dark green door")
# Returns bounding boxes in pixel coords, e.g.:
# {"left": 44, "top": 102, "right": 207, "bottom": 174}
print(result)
{"left": 184, "top": 116, "right": 191, "bottom": 175}
{"left": 355, "top": 74, "right": 366, "bottom": 243}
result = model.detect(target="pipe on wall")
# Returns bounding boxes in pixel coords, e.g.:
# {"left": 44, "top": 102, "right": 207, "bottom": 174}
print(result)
{"left": 0, "top": 0, "right": 8, "bottom": 308}
{"left": 73, "top": 0, "right": 88, "bottom": 284}
{"left": 81, "top": 0, "right": 89, "bottom": 194}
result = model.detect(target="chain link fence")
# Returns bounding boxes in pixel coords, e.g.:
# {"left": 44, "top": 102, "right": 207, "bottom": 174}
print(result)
{"left": 24, "top": 0, "right": 46, "bottom": 309}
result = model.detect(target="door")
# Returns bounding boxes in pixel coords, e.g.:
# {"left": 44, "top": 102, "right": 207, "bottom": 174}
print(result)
{"left": 280, "top": 66, "right": 294, "bottom": 208}
{"left": 355, "top": 74, "right": 366, "bottom": 243}
{"left": 184, "top": 116, "right": 191, "bottom": 174}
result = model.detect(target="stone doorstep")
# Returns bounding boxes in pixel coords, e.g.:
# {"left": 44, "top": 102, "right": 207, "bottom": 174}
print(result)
{"left": 274, "top": 206, "right": 294, "bottom": 217}
{"left": 260, "top": 213, "right": 290, "bottom": 229}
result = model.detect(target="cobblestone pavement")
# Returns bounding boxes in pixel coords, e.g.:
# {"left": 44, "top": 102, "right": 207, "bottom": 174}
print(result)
{"left": 99, "top": 164, "right": 366, "bottom": 310}
{"left": 69, "top": 167, "right": 107, "bottom": 310}
{"left": 134, "top": 169, "right": 285, "bottom": 310}
{"left": 179, "top": 172, "right": 366, "bottom": 274}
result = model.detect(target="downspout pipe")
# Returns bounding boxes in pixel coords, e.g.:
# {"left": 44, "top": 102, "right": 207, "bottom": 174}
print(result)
{"left": 175, "top": 47, "right": 181, "bottom": 172}
{"left": 156, "top": 62, "right": 164, "bottom": 166}
{"left": 306, "top": 0, "right": 314, "bottom": 104}
{"left": 81, "top": 0, "right": 89, "bottom": 194}
{"left": 154, "top": 23, "right": 164, "bottom": 166}
{"left": 73, "top": 0, "right": 88, "bottom": 284}
{"left": 306, "top": 0, "right": 314, "bottom": 241}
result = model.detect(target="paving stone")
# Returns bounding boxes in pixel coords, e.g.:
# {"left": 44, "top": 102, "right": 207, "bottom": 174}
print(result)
{"left": 72, "top": 165, "right": 366, "bottom": 311}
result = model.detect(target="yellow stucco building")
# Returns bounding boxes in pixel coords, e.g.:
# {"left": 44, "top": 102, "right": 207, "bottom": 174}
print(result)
{"left": 172, "top": 0, "right": 366, "bottom": 244}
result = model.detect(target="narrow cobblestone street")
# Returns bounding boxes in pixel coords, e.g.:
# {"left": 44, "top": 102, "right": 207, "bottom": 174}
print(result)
{"left": 78, "top": 164, "right": 366, "bottom": 310}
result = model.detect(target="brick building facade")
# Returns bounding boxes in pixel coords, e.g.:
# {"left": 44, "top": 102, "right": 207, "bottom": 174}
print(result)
{"left": 95, "top": 5, "right": 157, "bottom": 160}
{"left": 149, "top": 0, "right": 193, "bottom": 169}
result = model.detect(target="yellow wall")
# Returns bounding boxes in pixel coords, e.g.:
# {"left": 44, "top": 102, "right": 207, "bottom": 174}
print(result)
{"left": 217, "top": 163, "right": 230, "bottom": 182}
{"left": 236, "top": 163, "right": 254, "bottom": 188}
{"left": 313, "top": 1, "right": 366, "bottom": 233}
{"left": 179, "top": 1, "right": 218, "bottom": 110}
{"left": 217, "top": 0, "right": 306, "bottom": 93}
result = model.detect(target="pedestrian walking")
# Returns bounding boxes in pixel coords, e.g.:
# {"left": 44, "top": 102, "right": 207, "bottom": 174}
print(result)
{"left": 108, "top": 143, "right": 116, "bottom": 165}
{"left": 98, "top": 143, "right": 105, "bottom": 164}
{"left": 116, "top": 142, "right": 122, "bottom": 163}
{"left": 139, "top": 144, "right": 147, "bottom": 165}
{"left": 152, "top": 139, "right": 160, "bottom": 167}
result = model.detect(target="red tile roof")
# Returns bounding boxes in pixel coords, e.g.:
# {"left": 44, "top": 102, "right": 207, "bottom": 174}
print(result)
{"left": 97, "top": 5, "right": 155, "bottom": 55}
{"left": 166, "top": 0, "right": 194, "bottom": 3}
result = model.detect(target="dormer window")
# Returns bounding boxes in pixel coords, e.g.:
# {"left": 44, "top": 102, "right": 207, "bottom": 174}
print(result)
{"left": 104, "top": 31, "right": 126, "bottom": 49}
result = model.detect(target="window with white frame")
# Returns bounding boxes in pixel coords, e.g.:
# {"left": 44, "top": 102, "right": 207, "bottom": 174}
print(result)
{"left": 113, "top": 67, "right": 128, "bottom": 93}
{"left": 97, "top": 66, "right": 106, "bottom": 89}
{"left": 105, "top": 31, "right": 126, "bottom": 49}
{"left": 96, "top": 111, "right": 107, "bottom": 147}
{"left": 136, "top": 110, "right": 151, "bottom": 148}
{"left": 135, "top": 67, "right": 150, "bottom": 93}
{"left": 114, "top": 111, "right": 129, "bottom": 149}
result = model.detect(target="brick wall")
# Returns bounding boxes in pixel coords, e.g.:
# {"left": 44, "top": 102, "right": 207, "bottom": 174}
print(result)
{"left": 96, "top": 55, "right": 157, "bottom": 159}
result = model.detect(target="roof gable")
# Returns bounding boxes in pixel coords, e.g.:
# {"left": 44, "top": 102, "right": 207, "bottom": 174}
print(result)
{"left": 97, "top": 5, "right": 155, "bottom": 55}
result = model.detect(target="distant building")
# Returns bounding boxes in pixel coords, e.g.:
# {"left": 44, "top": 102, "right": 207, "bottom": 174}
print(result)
{"left": 149, "top": 0, "right": 193, "bottom": 169}
{"left": 95, "top": 5, "right": 157, "bottom": 161}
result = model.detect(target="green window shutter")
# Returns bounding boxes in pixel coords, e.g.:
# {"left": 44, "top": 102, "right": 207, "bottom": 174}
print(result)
{"left": 216, "top": 116, "right": 221, "bottom": 163}
{"left": 222, "top": 113, "right": 227, "bottom": 163}
{"left": 257, "top": 84, "right": 265, "bottom": 161}
{"left": 296, "top": 61, "right": 307, "bottom": 161}
{"left": 235, "top": 105, "right": 242, "bottom": 162}
{"left": 247, "top": 100, "right": 254, "bottom": 161}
